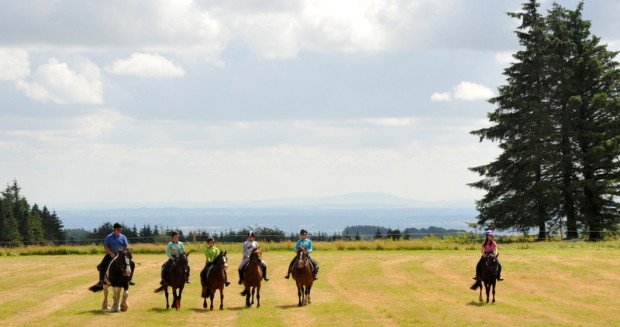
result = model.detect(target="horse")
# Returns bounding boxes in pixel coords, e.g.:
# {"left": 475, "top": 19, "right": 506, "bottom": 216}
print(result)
{"left": 88, "top": 248, "right": 133, "bottom": 312}
{"left": 154, "top": 253, "right": 189, "bottom": 310}
{"left": 200, "top": 251, "right": 228, "bottom": 310}
{"left": 470, "top": 253, "right": 499, "bottom": 303}
{"left": 291, "top": 247, "right": 314, "bottom": 306}
{"left": 240, "top": 248, "right": 263, "bottom": 308}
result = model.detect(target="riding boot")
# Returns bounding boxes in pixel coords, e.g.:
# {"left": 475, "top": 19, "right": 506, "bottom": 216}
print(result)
{"left": 224, "top": 271, "right": 231, "bottom": 286}
{"left": 262, "top": 265, "right": 269, "bottom": 281}
{"left": 313, "top": 266, "right": 319, "bottom": 280}
{"left": 238, "top": 269, "right": 244, "bottom": 284}
{"left": 285, "top": 263, "right": 293, "bottom": 279}
{"left": 497, "top": 264, "right": 504, "bottom": 281}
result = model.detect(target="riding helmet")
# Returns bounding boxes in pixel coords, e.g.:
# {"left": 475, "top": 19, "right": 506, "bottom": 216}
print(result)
{"left": 485, "top": 230, "right": 494, "bottom": 236}
{"left": 207, "top": 236, "right": 215, "bottom": 242}
{"left": 171, "top": 231, "right": 179, "bottom": 237}
{"left": 300, "top": 229, "right": 308, "bottom": 235}
{"left": 113, "top": 222, "right": 123, "bottom": 229}
{"left": 248, "top": 231, "right": 255, "bottom": 237}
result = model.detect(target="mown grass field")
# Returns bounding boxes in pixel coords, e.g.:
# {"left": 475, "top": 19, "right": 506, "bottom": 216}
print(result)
{"left": 1, "top": 240, "right": 619, "bottom": 326}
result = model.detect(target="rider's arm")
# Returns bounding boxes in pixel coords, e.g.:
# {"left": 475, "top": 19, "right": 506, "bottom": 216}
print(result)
{"left": 104, "top": 244, "right": 115, "bottom": 258}
{"left": 166, "top": 242, "right": 173, "bottom": 260}
{"left": 306, "top": 240, "right": 313, "bottom": 252}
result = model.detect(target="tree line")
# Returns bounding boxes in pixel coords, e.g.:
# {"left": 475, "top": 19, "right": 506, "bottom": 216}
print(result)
{"left": 0, "top": 180, "right": 65, "bottom": 246}
{"left": 470, "top": 1, "right": 620, "bottom": 241}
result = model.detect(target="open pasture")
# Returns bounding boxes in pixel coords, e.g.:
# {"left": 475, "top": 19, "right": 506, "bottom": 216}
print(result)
{"left": 1, "top": 243, "right": 619, "bottom": 326}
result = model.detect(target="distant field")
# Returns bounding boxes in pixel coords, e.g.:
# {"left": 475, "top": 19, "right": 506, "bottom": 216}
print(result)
{"left": 1, "top": 242, "right": 619, "bottom": 326}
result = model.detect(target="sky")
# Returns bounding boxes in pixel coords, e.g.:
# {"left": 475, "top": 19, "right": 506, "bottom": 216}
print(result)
{"left": 1, "top": 0, "right": 619, "bottom": 207}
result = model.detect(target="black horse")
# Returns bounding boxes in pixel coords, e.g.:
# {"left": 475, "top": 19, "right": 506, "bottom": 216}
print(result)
{"left": 201, "top": 251, "right": 228, "bottom": 310}
{"left": 88, "top": 248, "right": 134, "bottom": 312}
{"left": 154, "top": 253, "right": 189, "bottom": 310}
{"left": 470, "top": 253, "right": 499, "bottom": 303}
{"left": 240, "top": 249, "right": 263, "bottom": 308}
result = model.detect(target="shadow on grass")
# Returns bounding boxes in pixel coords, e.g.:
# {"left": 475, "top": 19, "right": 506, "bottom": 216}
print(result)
{"left": 466, "top": 301, "right": 487, "bottom": 307}
{"left": 276, "top": 304, "right": 302, "bottom": 310}
{"left": 76, "top": 309, "right": 112, "bottom": 315}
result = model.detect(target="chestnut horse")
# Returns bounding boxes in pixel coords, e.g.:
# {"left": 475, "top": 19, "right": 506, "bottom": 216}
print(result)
{"left": 470, "top": 253, "right": 499, "bottom": 303}
{"left": 154, "top": 253, "right": 189, "bottom": 310}
{"left": 201, "top": 251, "right": 228, "bottom": 310}
{"left": 88, "top": 248, "right": 133, "bottom": 312}
{"left": 291, "top": 247, "right": 314, "bottom": 306}
{"left": 240, "top": 248, "right": 263, "bottom": 308}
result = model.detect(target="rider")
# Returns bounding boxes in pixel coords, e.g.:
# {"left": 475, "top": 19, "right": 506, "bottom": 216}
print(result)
{"left": 160, "top": 231, "right": 190, "bottom": 285}
{"left": 473, "top": 230, "right": 503, "bottom": 281}
{"left": 95, "top": 222, "right": 136, "bottom": 287}
{"left": 204, "top": 236, "right": 230, "bottom": 286}
{"left": 284, "top": 229, "right": 319, "bottom": 280}
{"left": 238, "top": 231, "right": 269, "bottom": 284}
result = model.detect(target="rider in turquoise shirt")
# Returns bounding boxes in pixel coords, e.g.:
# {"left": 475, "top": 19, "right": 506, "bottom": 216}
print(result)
{"left": 285, "top": 229, "right": 319, "bottom": 280}
{"left": 160, "top": 231, "right": 190, "bottom": 285}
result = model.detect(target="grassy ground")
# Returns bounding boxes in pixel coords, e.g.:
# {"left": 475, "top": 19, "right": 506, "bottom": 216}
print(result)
{"left": 0, "top": 241, "right": 619, "bottom": 326}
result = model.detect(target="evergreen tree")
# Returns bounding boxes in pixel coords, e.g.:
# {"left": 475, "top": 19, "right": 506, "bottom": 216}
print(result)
{"left": 40, "top": 206, "right": 66, "bottom": 243}
{"left": 470, "top": 0, "right": 559, "bottom": 238}
{"left": 0, "top": 196, "right": 22, "bottom": 246}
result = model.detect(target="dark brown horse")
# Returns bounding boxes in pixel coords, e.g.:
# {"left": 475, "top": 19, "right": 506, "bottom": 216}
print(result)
{"left": 291, "top": 247, "right": 314, "bottom": 306}
{"left": 470, "top": 253, "right": 499, "bottom": 303}
{"left": 154, "top": 253, "right": 189, "bottom": 310}
{"left": 88, "top": 248, "right": 133, "bottom": 312}
{"left": 201, "top": 251, "right": 228, "bottom": 310}
{"left": 240, "top": 248, "right": 263, "bottom": 308}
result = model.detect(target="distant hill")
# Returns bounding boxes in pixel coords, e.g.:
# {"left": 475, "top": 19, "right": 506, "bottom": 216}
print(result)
{"left": 53, "top": 193, "right": 478, "bottom": 234}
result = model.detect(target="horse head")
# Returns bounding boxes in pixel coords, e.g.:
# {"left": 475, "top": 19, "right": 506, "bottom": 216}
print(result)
{"left": 116, "top": 248, "right": 133, "bottom": 279}
{"left": 172, "top": 253, "right": 190, "bottom": 276}
{"left": 249, "top": 248, "right": 262, "bottom": 265}
{"left": 295, "top": 248, "right": 308, "bottom": 268}
{"left": 484, "top": 253, "right": 499, "bottom": 274}
{"left": 215, "top": 251, "right": 228, "bottom": 268}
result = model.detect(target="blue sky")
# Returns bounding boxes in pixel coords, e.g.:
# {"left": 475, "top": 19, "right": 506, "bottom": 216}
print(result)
{"left": 0, "top": 0, "right": 618, "bottom": 206}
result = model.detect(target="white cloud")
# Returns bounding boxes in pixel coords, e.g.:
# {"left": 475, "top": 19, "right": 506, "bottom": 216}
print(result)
{"left": 431, "top": 81, "right": 494, "bottom": 102}
{"left": 0, "top": 48, "right": 30, "bottom": 81}
{"left": 494, "top": 51, "right": 514, "bottom": 65}
{"left": 105, "top": 53, "right": 186, "bottom": 78}
{"left": 15, "top": 58, "right": 103, "bottom": 105}
{"left": 430, "top": 92, "right": 452, "bottom": 102}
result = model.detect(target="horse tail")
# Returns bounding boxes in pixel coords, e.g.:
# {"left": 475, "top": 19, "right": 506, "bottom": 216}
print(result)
{"left": 154, "top": 285, "right": 166, "bottom": 293}
{"left": 88, "top": 284, "right": 103, "bottom": 293}
{"left": 470, "top": 279, "right": 481, "bottom": 291}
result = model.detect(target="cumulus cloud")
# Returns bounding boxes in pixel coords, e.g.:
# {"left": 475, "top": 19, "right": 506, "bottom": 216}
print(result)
{"left": 15, "top": 58, "right": 103, "bottom": 105}
{"left": 431, "top": 81, "right": 494, "bottom": 102}
{"left": 0, "top": 48, "right": 30, "bottom": 81}
{"left": 105, "top": 53, "right": 186, "bottom": 78}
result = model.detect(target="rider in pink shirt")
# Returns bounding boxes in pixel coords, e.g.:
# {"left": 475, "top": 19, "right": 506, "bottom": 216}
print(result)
{"left": 473, "top": 230, "right": 503, "bottom": 281}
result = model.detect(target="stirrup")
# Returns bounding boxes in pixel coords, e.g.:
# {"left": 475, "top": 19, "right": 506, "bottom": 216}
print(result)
{"left": 238, "top": 280, "right": 243, "bottom": 285}
{"left": 284, "top": 275, "right": 290, "bottom": 279}
{"left": 225, "top": 281, "right": 231, "bottom": 286}
{"left": 314, "top": 275, "right": 319, "bottom": 280}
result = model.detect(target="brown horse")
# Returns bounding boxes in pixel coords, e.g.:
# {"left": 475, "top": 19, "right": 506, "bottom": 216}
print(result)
{"left": 291, "top": 248, "right": 314, "bottom": 306}
{"left": 240, "top": 248, "right": 263, "bottom": 308}
{"left": 201, "top": 251, "right": 228, "bottom": 310}
{"left": 154, "top": 253, "right": 189, "bottom": 310}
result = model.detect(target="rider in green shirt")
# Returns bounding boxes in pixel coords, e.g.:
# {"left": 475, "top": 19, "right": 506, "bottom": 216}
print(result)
{"left": 204, "top": 236, "right": 230, "bottom": 286}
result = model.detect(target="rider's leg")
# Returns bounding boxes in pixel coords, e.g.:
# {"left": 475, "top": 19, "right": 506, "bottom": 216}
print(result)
{"left": 97, "top": 254, "right": 112, "bottom": 286}
{"left": 309, "top": 256, "right": 319, "bottom": 280}
{"left": 186, "top": 265, "right": 191, "bottom": 283}
{"left": 497, "top": 261, "right": 504, "bottom": 281}
{"left": 224, "top": 268, "right": 231, "bottom": 286}
{"left": 284, "top": 257, "right": 295, "bottom": 279}
{"left": 129, "top": 260, "right": 136, "bottom": 285}
{"left": 237, "top": 269, "right": 244, "bottom": 284}
{"left": 262, "top": 261, "right": 269, "bottom": 281}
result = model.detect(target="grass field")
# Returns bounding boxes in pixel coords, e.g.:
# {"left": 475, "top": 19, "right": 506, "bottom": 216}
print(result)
{"left": 1, "top": 241, "right": 619, "bottom": 326}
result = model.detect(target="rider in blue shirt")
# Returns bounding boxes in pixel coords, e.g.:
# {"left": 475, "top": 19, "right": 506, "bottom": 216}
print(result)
{"left": 95, "top": 223, "right": 136, "bottom": 287}
{"left": 285, "top": 229, "right": 319, "bottom": 280}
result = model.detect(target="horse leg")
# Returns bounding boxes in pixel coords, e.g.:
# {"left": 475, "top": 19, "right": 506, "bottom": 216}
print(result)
{"left": 478, "top": 285, "right": 483, "bottom": 302}
{"left": 102, "top": 285, "right": 110, "bottom": 310}
{"left": 245, "top": 287, "right": 251, "bottom": 307}
{"left": 307, "top": 284, "right": 312, "bottom": 305}
{"left": 164, "top": 286, "right": 170, "bottom": 309}
{"left": 256, "top": 285, "right": 261, "bottom": 308}
{"left": 112, "top": 287, "right": 121, "bottom": 312}
{"left": 120, "top": 288, "right": 129, "bottom": 312}
{"left": 219, "top": 287, "right": 224, "bottom": 310}
{"left": 177, "top": 285, "right": 184, "bottom": 310}
{"left": 492, "top": 282, "right": 496, "bottom": 304}
{"left": 251, "top": 287, "right": 256, "bottom": 307}
{"left": 209, "top": 291, "right": 215, "bottom": 310}
{"left": 485, "top": 283, "right": 491, "bottom": 304}
{"left": 297, "top": 285, "right": 303, "bottom": 307}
